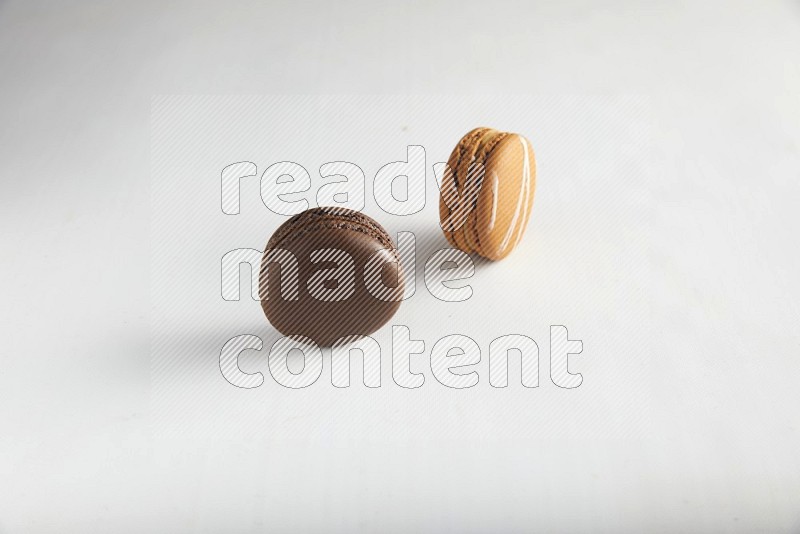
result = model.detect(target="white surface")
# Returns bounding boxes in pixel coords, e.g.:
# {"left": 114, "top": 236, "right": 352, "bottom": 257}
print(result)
{"left": 1, "top": 1, "right": 799, "bottom": 532}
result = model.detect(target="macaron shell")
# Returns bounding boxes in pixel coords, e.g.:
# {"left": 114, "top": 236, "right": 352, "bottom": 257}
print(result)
{"left": 269, "top": 206, "right": 395, "bottom": 252}
{"left": 475, "top": 133, "right": 536, "bottom": 260}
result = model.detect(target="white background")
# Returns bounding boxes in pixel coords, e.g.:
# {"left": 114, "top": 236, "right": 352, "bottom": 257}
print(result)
{"left": 1, "top": 1, "right": 799, "bottom": 532}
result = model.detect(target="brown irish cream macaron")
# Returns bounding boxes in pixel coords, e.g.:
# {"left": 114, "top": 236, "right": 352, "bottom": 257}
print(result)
{"left": 439, "top": 127, "right": 536, "bottom": 260}
{"left": 259, "top": 207, "right": 404, "bottom": 346}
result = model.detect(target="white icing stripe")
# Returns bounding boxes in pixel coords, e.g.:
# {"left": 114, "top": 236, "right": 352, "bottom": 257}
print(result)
{"left": 512, "top": 138, "right": 532, "bottom": 249}
{"left": 498, "top": 137, "right": 530, "bottom": 253}
{"left": 488, "top": 172, "right": 499, "bottom": 230}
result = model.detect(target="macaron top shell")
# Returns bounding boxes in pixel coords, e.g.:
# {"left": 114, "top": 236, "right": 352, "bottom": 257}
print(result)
{"left": 268, "top": 206, "right": 397, "bottom": 252}
{"left": 439, "top": 127, "right": 536, "bottom": 260}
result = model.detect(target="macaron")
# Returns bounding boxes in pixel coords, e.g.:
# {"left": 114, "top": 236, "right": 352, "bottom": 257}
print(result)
{"left": 439, "top": 127, "right": 536, "bottom": 260}
{"left": 259, "top": 207, "right": 403, "bottom": 346}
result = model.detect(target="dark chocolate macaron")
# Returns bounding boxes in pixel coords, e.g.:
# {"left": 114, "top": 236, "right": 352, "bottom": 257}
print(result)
{"left": 259, "top": 207, "right": 404, "bottom": 346}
